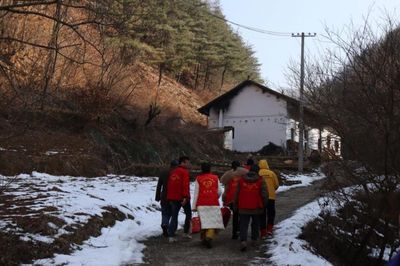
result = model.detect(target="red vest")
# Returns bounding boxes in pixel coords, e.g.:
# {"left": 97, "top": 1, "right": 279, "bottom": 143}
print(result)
{"left": 224, "top": 176, "right": 241, "bottom": 204}
{"left": 196, "top": 173, "right": 219, "bottom": 206}
{"left": 238, "top": 177, "right": 264, "bottom": 209}
{"left": 167, "top": 166, "right": 190, "bottom": 201}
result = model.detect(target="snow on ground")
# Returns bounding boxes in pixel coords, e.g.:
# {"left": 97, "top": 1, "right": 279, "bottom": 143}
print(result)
{"left": 278, "top": 171, "right": 326, "bottom": 192}
{"left": 266, "top": 199, "right": 333, "bottom": 266}
{"left": 1, "top": 172, "right": 191, "bottom": 266}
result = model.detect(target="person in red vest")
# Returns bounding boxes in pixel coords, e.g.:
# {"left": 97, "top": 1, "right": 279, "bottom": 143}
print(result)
{"left": 221, "top": 161, "right": 248, "bottom": 239}
{"left": 234, "top": 165, "right": 268, "bottom": 251}
{"left": 192, "top": 162, "right": 224, "bottom": 248}
{"left": 166, "top": 156, "right": 191, "bottom": 243}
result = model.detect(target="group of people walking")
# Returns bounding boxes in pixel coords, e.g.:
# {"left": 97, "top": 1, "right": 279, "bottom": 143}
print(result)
{"left": 155, "top": 156, "right": 279, "bottom": 251}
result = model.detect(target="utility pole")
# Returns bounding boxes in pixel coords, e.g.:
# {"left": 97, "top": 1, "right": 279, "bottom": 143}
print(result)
{"left": 292, "top": 32, "right": 316, "bottom": 172}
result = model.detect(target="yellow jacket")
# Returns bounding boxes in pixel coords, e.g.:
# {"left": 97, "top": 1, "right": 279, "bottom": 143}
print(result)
{"left": 258, "top": 160, "right": 279, "bottom": 200}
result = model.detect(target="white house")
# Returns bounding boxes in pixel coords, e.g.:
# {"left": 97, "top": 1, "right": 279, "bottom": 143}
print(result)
{"left": 198, "top": 80, "right": 340, "bottom": 155}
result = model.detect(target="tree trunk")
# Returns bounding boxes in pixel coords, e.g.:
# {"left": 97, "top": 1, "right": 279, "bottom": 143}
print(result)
{"left": 203, "top": 62, "right": 209, "bottom": 91}
{"left": 194, "top": 63, "right": 200, "bottom": 90}
{"left": 41, "top": 0, "right": 62, "bottom": 110}
{"left": 220, "top": 63, "right": 227, "bottom": 95}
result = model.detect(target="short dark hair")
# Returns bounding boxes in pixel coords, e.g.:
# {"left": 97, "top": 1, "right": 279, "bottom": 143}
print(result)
{"left": 179, "top": 156, "right": 190, "bottom": 164}
{"left": 231, "top": 160, "right": 240, "bottom": 170}
{"left": 201, "top": 162, "right": 211, "bottom": 173}
{"left": 250, "top": 164, "right": 259, "bottom": 173}
{"left": 246, "top": 158, "right": 254, "bottom": 166}
{"left": 170, "top": 159, "right": 179, "bottom": 167}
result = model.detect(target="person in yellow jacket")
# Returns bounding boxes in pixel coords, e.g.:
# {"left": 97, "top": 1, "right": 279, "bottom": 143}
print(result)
{"left": 258, "top": 159, "right": 279, "bottom": 237}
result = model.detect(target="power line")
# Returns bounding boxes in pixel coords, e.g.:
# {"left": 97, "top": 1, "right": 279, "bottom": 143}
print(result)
{"left": 205, "top": 10, "right": 292, "bottom": 37}
{"left": 183, "top": 1, "right": 293, "bottom": 37}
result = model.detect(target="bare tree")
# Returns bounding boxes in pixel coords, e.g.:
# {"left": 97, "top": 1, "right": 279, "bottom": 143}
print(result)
{"left": 294, "top": 17, "right": 400, "bottom": 265}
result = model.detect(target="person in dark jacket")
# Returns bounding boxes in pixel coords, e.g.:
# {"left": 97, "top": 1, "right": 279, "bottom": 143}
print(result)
{"left": 155, "top": 159, "right": 179, "bottom": 237}
{"left": 234, "top": 165, "right": 268, "bottom": 251}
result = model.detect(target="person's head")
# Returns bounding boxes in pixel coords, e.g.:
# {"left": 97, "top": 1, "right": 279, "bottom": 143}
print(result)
{"left": 258, "top": 159, "right": 269, "bottom": 170}
{"left": 246, "top": 158, "right": 254, "bottom": 166}
{"left": 245, "top": 164, "right": 260, "bottom": 180}
{"left": 201, "top": 162, "right": 211, "bottom": 173}
{"left": 170, "top": 159, "right": 179, "bottom": 168}
{"left": 178, "top": 156, "right": 190, "bottom": 166}
{"left": 249, "top": 164, "right": 260, "bottom": 173}
{"left": 231, "top": 160, "right": 240, "bottom": 170}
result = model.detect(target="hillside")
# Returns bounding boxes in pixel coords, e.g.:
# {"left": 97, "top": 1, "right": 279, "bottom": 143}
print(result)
{"left": 0, "top": 63, "right": 231, "bottom": 177}
{"left": 0, "top": 1, "right": 263, "bottom": 176}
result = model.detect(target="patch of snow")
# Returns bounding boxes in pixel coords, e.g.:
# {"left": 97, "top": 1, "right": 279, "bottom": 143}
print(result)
{"left": 20, "top": 233, "right": 55, "bottom": 244}
{"left": 36, "top": 220, "right": 148, "bottom": 266}
{"left": 0, "top": 146, "right": 6, "bottom": 151}
{"left": 267, "top": 199, "right": 333, "bottom": 266}
{"left": 45, "top": 150, "right": 60, "bottom": 156}
{"left": 278, "top": 171, "right": 326, "bottom": 193}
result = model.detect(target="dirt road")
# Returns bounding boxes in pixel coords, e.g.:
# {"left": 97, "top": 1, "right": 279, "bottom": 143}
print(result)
{"left": 141, "top": 179, "right": 325, "bottom": 266}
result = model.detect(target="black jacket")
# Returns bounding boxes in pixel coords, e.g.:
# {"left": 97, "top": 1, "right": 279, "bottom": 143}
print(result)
{"left": 155, "top": 169, "right": 170, "bottom": 204}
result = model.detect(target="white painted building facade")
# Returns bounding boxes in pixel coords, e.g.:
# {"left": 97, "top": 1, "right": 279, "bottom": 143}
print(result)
{"left": 199, "top": 80, "right": 341, "bottom": 155}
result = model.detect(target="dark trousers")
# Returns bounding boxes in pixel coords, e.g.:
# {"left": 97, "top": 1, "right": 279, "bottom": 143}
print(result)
{"left": 260, "top": 199, "right": 276, "bottom": 230}
{"left": 160, "top": 201, "right": 171, "bottom": 227}
{"left": 167, "top": 200, "right": 192, "bottom": 237}
{"left": 182, "top": 200, "right": 192, "bottom": 234}
{"left": 267, "top": 199, "right": 276, "bottom": 225}
{"left": 168, "top": 201, "right": 181, "bottom": 237}
{"left": 239, "top": 214, "right": 260, "bottom": 241}
{"left": 229, "top": 203, "right": 239, "bottom": 236}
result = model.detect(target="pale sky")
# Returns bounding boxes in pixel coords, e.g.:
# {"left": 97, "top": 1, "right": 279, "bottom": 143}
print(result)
{"left": 219, "top": 0, "right": 400, "bottom": 89}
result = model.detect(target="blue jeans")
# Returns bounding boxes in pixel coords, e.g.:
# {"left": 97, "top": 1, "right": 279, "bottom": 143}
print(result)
{"left": 161, "top": 201, "right": 171, "bottom": 227}
{"left": 168, "top": 201, "right": 182, "bottom": 237}
{"left": 167, "top": 200, "right": 192, "bottom": 237}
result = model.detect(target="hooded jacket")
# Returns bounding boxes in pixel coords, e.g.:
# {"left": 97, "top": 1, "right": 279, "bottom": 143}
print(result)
{"left": 234, "top": 170, "right": 268, "bottom": 215}
{"left": 221, "top": 166, "right": 248, "bottom": 205}
{"left": 258, "top": 160, "right": 279, "bottom": 200}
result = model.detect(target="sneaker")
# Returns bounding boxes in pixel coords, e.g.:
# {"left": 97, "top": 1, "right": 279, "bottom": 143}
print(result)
{"left": 161, "top": 225, "right": 168, "bottom": 237}
{"left": 183, "top": 233, "right": 192, "bottom": 239}
{"left": 168, "top": 237, "right": 177, "bottom": 243}
{"left": 240, "top": 241, "right": 247, "bottom": 252}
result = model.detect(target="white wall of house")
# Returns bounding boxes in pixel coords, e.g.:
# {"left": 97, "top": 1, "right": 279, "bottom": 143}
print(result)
{"left": 208, "top": 84, "right": 288, "bottom": 152}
